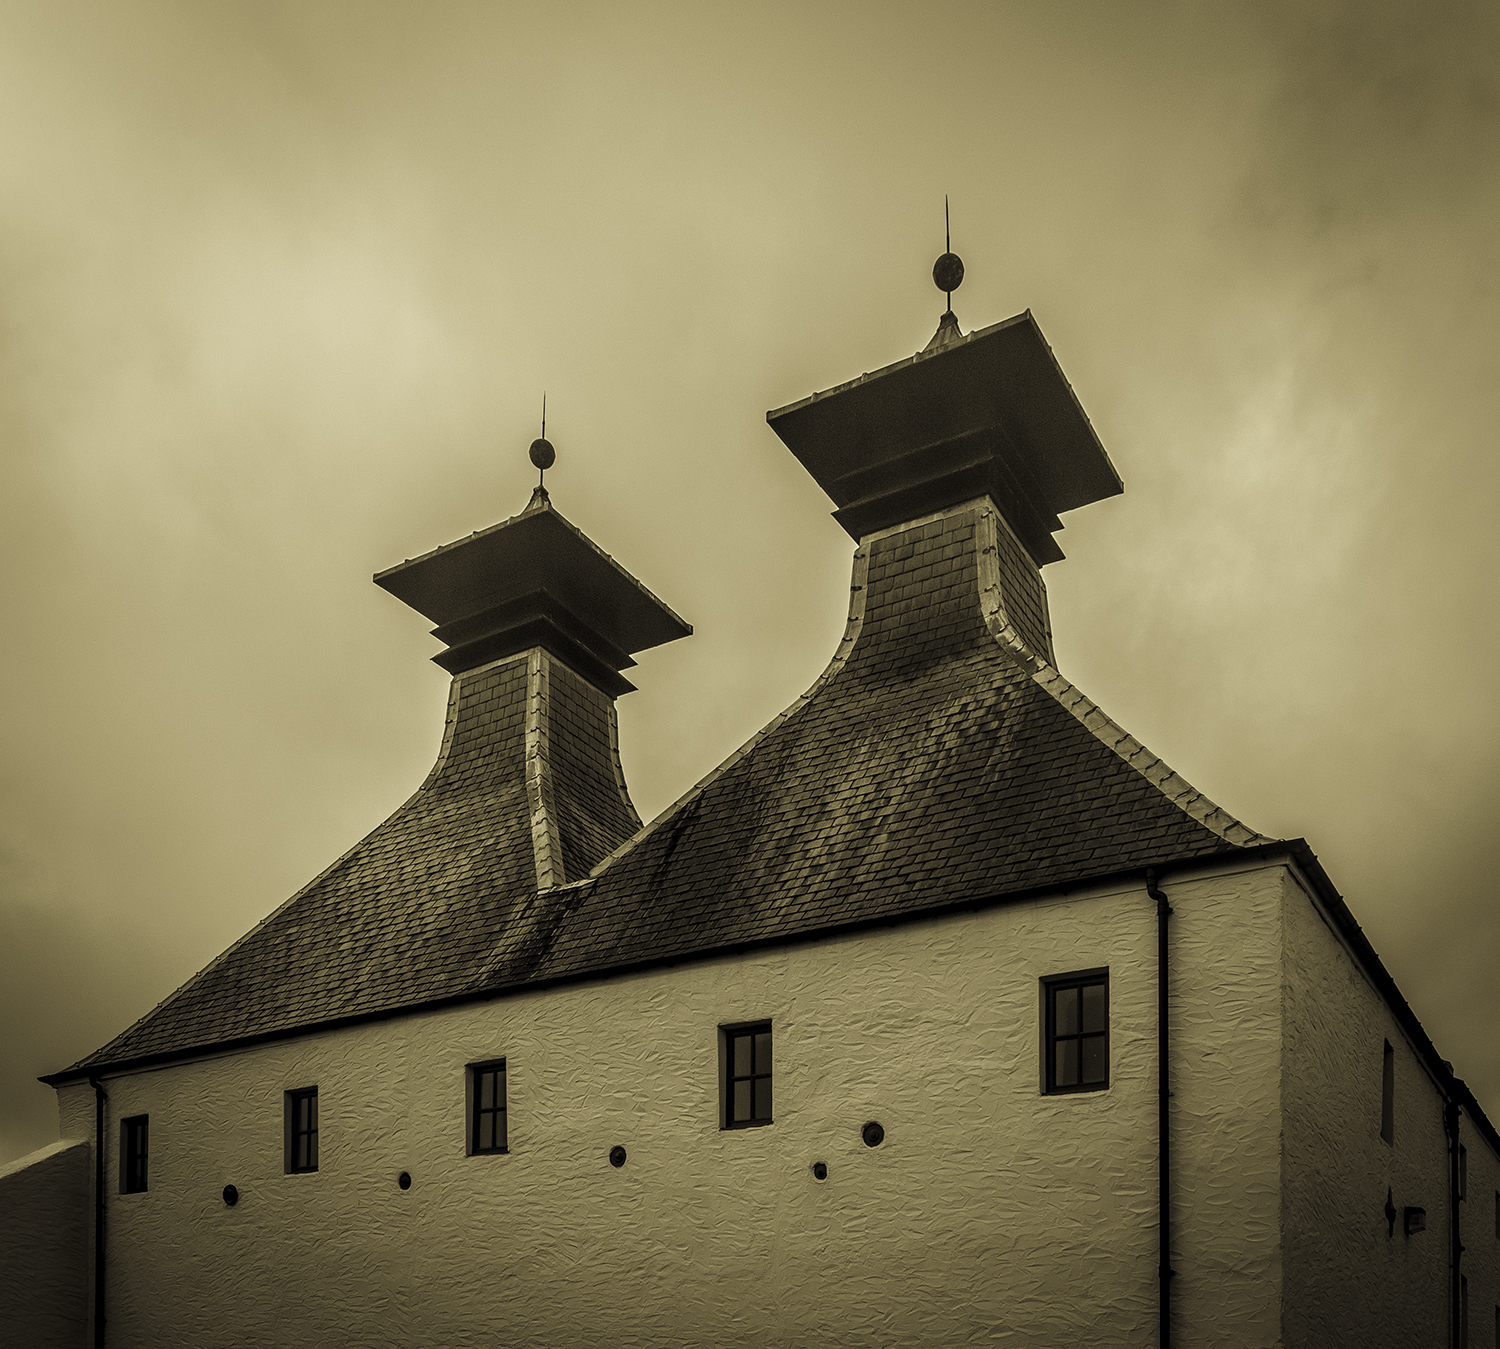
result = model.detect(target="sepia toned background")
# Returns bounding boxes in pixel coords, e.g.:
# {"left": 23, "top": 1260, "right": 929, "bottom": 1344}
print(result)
{"left": 2, "top": 0, "right": 1497, "bottom": 1164}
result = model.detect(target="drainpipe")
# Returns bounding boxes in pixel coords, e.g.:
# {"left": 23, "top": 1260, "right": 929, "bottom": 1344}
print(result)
{"left": 1444, "top": 1098, "right": 1462, "bottom": 1348}
{"left": 88, "top": 1075, "right": 107, "bottom": 1349}
{"left": 1145, "top": 869, "right": 1174, "bottom": 1349}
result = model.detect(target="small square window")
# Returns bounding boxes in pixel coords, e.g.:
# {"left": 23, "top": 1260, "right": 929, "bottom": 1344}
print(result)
{"left": 723, "top": 1023, "right": 772, "bottom": 1128}
{"left": 469, "top": 1060, "right": 508, "bottom": 1155}
{"left": 285, "top": 1088, "right": 318, "bottom": 1174}
{"left": 120, "top": 1115, "right": 148, "bottom": 1193}
{"left": 1043, "top": 971, "right": 1108, "bottom": 1094}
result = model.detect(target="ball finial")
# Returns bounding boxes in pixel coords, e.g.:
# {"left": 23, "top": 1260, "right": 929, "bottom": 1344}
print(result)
{"left": 933, "top": 252, "right": 964, "bottom": 296}
{"left": 529, "top": 438, "right": 555, "bottom": 471}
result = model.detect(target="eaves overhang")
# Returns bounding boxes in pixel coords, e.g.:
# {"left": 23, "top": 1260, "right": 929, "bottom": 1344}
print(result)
{"left": 44, "top": 834, "right": 1498, "bottom": 1170}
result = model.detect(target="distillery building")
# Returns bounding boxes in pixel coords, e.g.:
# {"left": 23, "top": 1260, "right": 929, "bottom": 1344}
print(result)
{"left": 5, "top": 259, "right": 1498, "bottom": 1349}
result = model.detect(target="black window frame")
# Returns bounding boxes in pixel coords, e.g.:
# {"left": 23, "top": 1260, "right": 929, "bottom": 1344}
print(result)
{"left": 284, "top": 1087, "right": 319, "bottom": 1174}
{"left": 467, "top": 1059, "right": 508, "bottom": 1156}
{"left": 721, "top": 1021, "right": 773, "bottom": 1129}
{"left": 1042, "top": 969, "right": 1109, "bottom": 1095}
{"left": 120, "top": 1115, "right": 148, "bottom": 1194}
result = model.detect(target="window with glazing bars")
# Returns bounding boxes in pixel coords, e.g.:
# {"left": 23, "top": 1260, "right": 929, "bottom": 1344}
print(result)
{"left": 724, "top": 1023, "right": 772, "bottom": 1128}
{"left": 470, "top": 1060, "right": 507, "bottom": 1154}
{"left": 120, "top": 1115, "right": 148, "bottom": 1193}
{"left": 1044, "top": 972, "right": 1108, "bottom": 1093}
{"left": 285, "top": 1087, "right": 318, "bottom": 1173}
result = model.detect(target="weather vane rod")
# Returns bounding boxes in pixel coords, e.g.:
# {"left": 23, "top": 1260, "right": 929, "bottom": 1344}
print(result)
{"left": 529, "top": 393, "right": 555, "bottom": 492}
{"left": 932, "top": 195, "right": 964, "bottom": 317}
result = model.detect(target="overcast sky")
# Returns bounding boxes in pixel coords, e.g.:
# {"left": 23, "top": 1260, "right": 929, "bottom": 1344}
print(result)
{"left": 3, "top": 0, "right": 1498, "bottom": 1164}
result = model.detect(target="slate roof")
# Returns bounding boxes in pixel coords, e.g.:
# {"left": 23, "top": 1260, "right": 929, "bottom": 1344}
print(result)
{"left": 63, "top": 498, "right": 1267, "bottom": 1076}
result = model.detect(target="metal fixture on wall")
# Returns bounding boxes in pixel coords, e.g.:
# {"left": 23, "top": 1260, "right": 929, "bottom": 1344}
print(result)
{"left": 398, "top": 1172, "right": 412, "bottom": 1190}
{"left": 861, "top": 1122, "right": 884, "bottom": 1148}
{"left": 222, "top": 1185, "right": 239, "bottom": 1207}
{"left": 812, "top": 1162, "right": 828, "bottom": 1180}
{"left": 609, "top": 1146, "right": 626, "bottom": 1168}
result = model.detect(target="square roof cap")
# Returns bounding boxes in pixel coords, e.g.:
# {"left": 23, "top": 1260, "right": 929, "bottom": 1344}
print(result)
{"left": 767, "top": 310, "right": 1122, "bottom": 562}
{"left": 375, "top": 491, "right": 691, "bottom": 688}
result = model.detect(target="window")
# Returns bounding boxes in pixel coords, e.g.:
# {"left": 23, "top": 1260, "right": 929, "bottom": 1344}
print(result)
{"left": 120, "top": 1115, "right": 148, "bottom": 1193}
{"left": 723, "top": 1023, "right": 772, "bottom": 1128}
{"left": 468, "top": 1060, "right": 507, "bottom": 1155}
{"left": 1044, "top": 971, "right": 1108, "bottom": 1093}
{"left": 1381, "top": 1041, "right": 1395, "bottom": 1144}
{"left": 285, "top": 1088, "right": 318, "bottom": 1173}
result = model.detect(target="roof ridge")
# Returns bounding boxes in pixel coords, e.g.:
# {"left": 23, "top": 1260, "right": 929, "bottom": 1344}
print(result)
{"left": 973, "top": 502, "right": 1271, "bottom": 850}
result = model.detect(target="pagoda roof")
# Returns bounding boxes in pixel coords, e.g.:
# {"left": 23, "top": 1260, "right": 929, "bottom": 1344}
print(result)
{"left": 55, "top": 502, "right": 1265, "bottom": 1079}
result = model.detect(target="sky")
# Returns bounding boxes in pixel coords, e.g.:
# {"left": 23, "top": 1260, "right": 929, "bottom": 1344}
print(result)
{"left": 2, "top": 0, "right": 1497, "bottom": 1164}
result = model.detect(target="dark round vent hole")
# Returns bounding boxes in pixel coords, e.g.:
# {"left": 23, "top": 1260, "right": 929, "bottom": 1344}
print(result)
{"left": 397, "top": 1171, "right": 412, "bottom": 1190}
{"left": 861, "top": 1121, "right": 885, "bottom": 1148}
{"left": 812, "top": 1162, "right": 828, "bottom": 1181}
{"left": 222, "top": 1184, "right": 239, "bottom": 1207}
{"left": 609, "top": 1146, "right": 627, "bottom": 1168}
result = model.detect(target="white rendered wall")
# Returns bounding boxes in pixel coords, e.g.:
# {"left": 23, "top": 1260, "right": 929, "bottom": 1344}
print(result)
{"left": 1164, "top": 861, "right": 1285, "bottom": 1345}
{"left": 73, "top": 862, "right": 1285, "bottom": 1349}
{"left": 1278, "top": 863, "right": 1496, "bottom": 1347}
{"left": 1462, "top": 1121, "right": 1500, "bottom": 1349}
{"left": 0, "top": 1138, "right": 90, "bottom": 1348}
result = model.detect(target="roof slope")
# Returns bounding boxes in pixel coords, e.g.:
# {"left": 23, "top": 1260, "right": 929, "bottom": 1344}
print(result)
{"left": 479, "top": 501, "right": 1263, "bottom": 988}
{"left": 64, "top": 499, "right": 1265, "bottom": 1075}
{"left": 70, "top": 650, "right": 640, "bottom": 1069}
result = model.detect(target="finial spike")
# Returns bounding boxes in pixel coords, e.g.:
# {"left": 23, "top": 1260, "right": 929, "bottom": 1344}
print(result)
{"left": 931, "top": 198, "right": 964, "bottom": 319}
{"left": 529, "top": 392, "right": 556, "bottom": 489}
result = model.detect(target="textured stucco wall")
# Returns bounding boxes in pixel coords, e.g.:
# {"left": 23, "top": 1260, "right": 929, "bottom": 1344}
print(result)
{"left": 74, "top": 862, "right": 1284, "bottom": 1349}
{"left": 0, "top": 1138, "right": 90, "bottom": 1348}
{"left": 1162, "top": 861, "right": 1285, "bottom": 1347}
{"left": 1462, "top": 1121, "right": 1500, "bottom": 1349}
{"left": 1279, "top": 864, "right": 1479, "bottom": 1347}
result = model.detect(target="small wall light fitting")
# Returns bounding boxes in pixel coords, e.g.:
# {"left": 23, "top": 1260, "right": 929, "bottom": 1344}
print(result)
{"left": 861, "top": 1121, "right": 885, "bottom": 1148}
{"left": 222, "top": 1184, "right": 239, "bottom": 1207}
{"left": 609, "top": 1146, "right": 627, "bottom": 1168}
{"left": 398, "top": 1171, "right": 412, "bottom": 1190}
{"left": 812, "top": 1162, "right": 828, "bottom": 1181}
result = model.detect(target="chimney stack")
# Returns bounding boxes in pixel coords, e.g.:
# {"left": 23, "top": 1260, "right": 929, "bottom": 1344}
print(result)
{"left": 767, "top": 310, "right": 1122, "bottom": 666}
{"left": 375, "top": 476, "right": 691, "bottom": 890}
